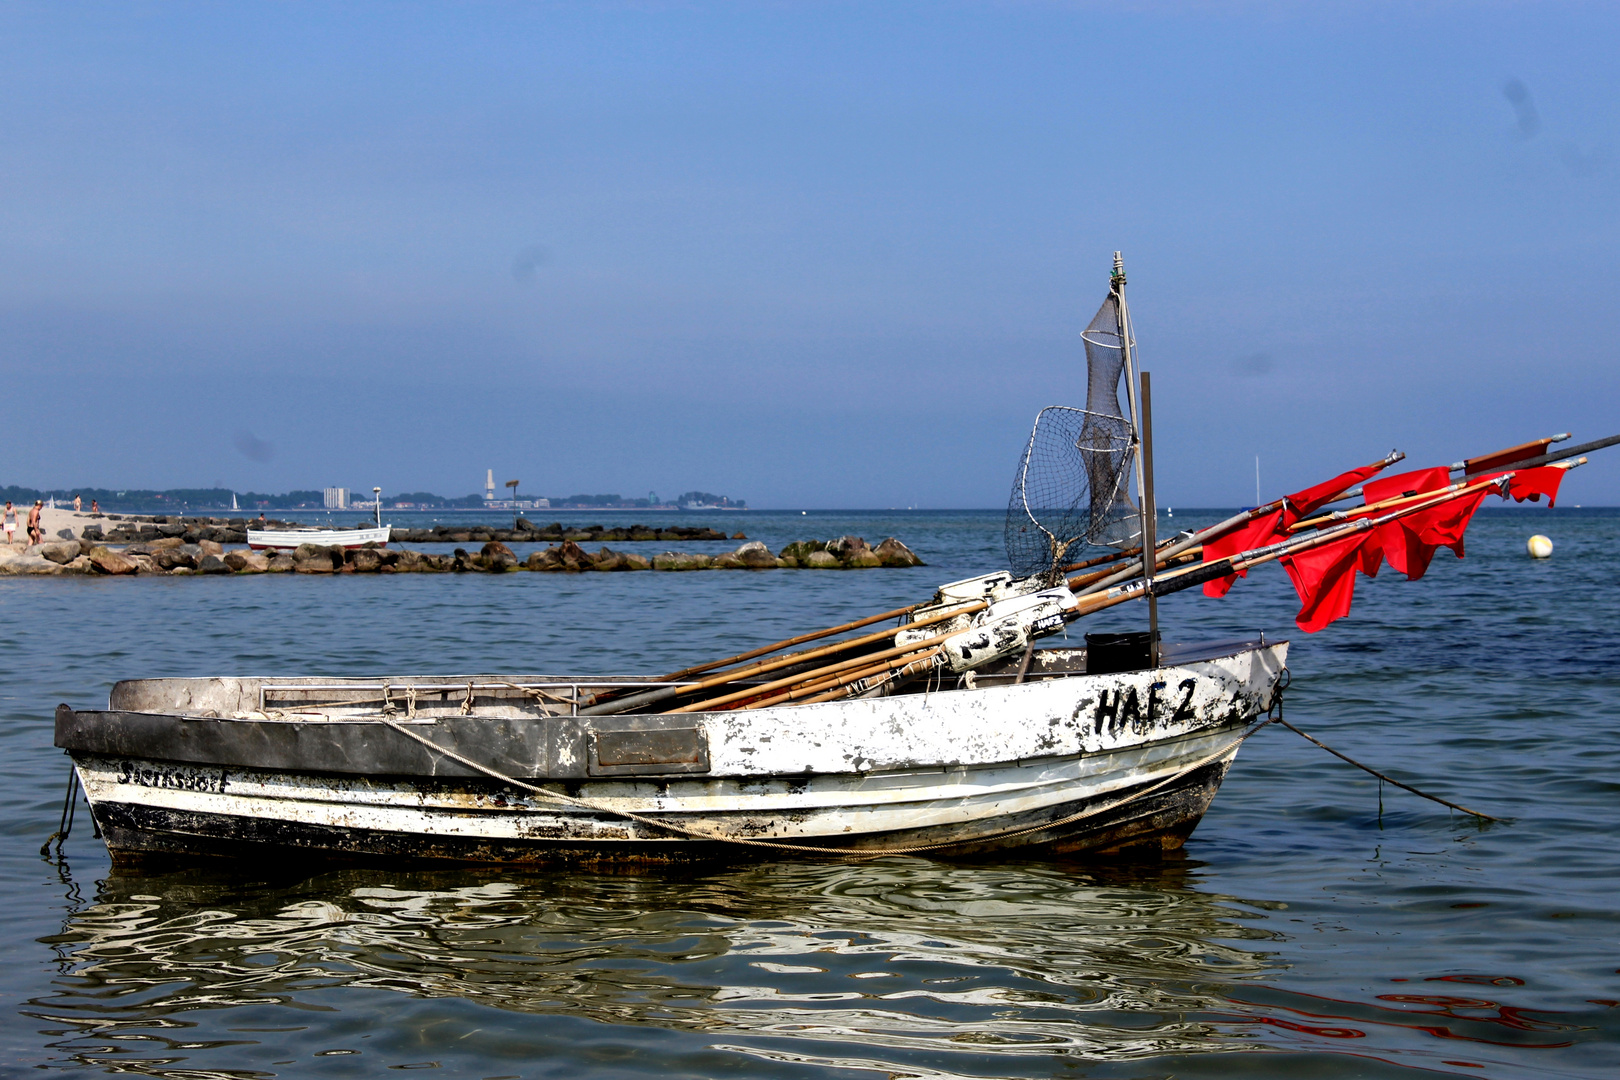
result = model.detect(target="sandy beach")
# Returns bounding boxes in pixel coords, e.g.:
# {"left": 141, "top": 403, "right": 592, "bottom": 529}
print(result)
{"left": 0, "top": 505, "right": 110, "bottom": 550}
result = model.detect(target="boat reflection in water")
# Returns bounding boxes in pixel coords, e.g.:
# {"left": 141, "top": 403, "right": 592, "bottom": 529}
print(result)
{"left": 35, "top": 859, "right": 1283, "bottom": 1075}
{"left": 34, "top": 860, "right": 1589, "bottom": 1076}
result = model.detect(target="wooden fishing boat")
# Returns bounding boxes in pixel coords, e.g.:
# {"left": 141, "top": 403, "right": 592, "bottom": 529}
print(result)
{"left": 246, "top": 525, "right": 391, "bottom": 550}
{"left": 52, "top": 638, "right": 1285, "bottom": 865}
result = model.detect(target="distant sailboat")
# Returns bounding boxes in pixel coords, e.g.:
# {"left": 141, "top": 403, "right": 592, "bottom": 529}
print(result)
{"left": 231, "top": 493, "right": 239, "bottom": 511}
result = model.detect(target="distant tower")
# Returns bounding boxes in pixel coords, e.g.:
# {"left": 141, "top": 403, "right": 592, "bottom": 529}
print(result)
{"left": 485, "top": 469, "right": 496, "bottom": 502}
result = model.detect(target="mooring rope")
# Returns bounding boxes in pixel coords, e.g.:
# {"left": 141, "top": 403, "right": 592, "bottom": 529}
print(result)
{"left": 1276, "top": 717, "right": 1500, "bottom": 822}
{"left": 379, "top": 712, "right": 1275, "bottom": 858}
{"left": 39, "top": 767, "right": 80, "bottom": 857}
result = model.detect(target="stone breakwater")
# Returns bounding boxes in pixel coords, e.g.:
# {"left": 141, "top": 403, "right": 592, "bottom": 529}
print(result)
{"left": 0, "top": 535, "right": 923, "bottom": 576}
{"left": 390, "top": 520, "right": 738, "bottom": 545}
{"left": 80, "top": 515, "right": 738, "bottom": 547}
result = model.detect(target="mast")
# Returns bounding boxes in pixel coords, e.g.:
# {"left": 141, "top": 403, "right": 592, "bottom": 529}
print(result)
{"left": 1112, "top": 252, "right": 1159, "bottom": 665}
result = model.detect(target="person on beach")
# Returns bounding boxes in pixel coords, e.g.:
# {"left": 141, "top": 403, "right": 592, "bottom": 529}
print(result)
{"left": 73, "top": 495, "right": 81, "bottom": 512}
{"left": 27, "top": 500, "right": 43, "bottom": 545}
{"left": 257, "top": 512, "right": 267, "bottom": 528}
{"left": 3, "top": 502, "right": 15, "bottom": 544}
{"left": 91, "top": 500, "right": 99, "bottom": 515}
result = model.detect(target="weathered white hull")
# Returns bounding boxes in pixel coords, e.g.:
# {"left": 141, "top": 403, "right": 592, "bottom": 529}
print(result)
{"left": 246, "top": 526, "right": 390, "bottom": 550}
{"left": 56, "top": 641, "right": 1287, "bottom": 864}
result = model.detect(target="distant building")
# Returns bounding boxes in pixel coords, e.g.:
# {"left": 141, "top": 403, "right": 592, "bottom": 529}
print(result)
{"left": 484, "top": 470, "right": 496, "bottom": 502}
{"left": 324, "top": 487, "right": 349, "bottom": 510}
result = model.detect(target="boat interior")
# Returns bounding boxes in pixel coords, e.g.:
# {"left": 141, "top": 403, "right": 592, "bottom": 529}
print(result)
{"left": 102, "top": 638, "right": 1271, "bottom": 722}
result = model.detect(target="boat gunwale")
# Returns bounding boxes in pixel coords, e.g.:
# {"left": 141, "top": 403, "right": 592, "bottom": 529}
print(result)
{"left": 61, "top": 641, "right": 1285, "bottom": 789}
{"left": 100, "top": 636, "right": 1283, "bottom": 706}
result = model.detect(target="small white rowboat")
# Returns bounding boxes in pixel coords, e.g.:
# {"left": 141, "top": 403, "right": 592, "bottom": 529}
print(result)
{"left": 247, "top": 526, "right": 391, "bottom": 550}
{"left": 53, "top": 639, "right": 1286, "bottom": 865}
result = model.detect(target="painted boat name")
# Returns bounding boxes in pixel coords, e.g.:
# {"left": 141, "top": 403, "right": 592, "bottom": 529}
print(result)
{"left": 117, "top": 761, "right": 229, "bottom": 793}
{"left": 1094, "top": 678, "right": 1199, "bottom": 737}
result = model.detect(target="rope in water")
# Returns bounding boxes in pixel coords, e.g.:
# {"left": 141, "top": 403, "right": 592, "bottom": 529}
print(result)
{"left": 1274, "top": 717, "right": 1500, "bottom": 822}
{"left": 379, "top": 713, "right": 1277, "bottom": 858}
{"left": 39, "top": 767, "right": 80, "bottom": 857}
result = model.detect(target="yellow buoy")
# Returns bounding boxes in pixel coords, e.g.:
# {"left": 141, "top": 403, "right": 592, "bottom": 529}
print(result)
{"left": 1528, "top": 534, "right": 1554, "bottom": 559}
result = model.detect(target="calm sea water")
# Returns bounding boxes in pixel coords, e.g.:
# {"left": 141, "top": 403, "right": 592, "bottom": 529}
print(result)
{"left": 3, "top": 507, "right": 1617, "bottom": 1079}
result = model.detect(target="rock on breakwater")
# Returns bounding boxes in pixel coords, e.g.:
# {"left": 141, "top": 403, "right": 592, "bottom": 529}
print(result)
{"left": 97, "top": 515, "right": 259, "bottom": 545}
{"left": 50, "top": 514, "right": 741, "bottom": 549}
{"left": 388, "top": 520, "right": 735, "bottom": 545}
{"left": 0, "top": 535, "right": 923, "bottom": 576}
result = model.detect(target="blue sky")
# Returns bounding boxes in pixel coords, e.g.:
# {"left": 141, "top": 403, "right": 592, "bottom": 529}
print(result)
{"left": 2, "top": 2, "right": 1616, "bottom": 506}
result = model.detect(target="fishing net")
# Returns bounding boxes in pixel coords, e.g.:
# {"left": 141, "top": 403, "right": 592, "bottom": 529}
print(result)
{"left": 1004, "top": 293, "right": 1140, "bottom": 581}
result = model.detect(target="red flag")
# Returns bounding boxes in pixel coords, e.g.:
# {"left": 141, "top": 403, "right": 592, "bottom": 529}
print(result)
{"left": 1510, "top": 466, "right": 1566, "bottom": 506}
{"left": 1285, "top": 461, "right": 1393, "bottom": 520}
{"left": 1378, "top": 488, "right": 1491, "bottom": 581}
{"left": 1361, "top": 466, "right": 1452, "bottom": 508}
{"left": 1472, "top": 466, "right": 1567, "bottom": 508}
{"left": 1376, "top": 519, "right": 1438, "bottom": 580}
{"left": 1358, "top": 526, "right": 1385, "bottom": 578}
{"left": 1200, "top": 509, "right": 1285, "bottom": 597}
{"left": 1280, "top": 531, "right": 1370, "bottom": 632}
{"left": 1353, "top": 467, "right": 1452, "bottom": 578}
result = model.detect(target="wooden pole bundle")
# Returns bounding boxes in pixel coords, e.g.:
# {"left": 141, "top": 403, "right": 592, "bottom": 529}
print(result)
{"left": 669, "top": 637, "right": 952, "bottom": 714}
{"left": 656, "top": 601, "right": 930, "bottom": 683}
{"left": 578, "top": 600, "right": 985, "bottom": 716}
{"left": 579, "top": 432, "right": 1611, "bottom": 720}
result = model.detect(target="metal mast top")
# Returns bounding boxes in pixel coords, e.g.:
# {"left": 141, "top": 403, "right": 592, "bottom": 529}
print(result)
{"left": 1110, "top": 253, "right": 1145, "bottom": 545}
{"left": 1110, "top": 252, "right": 1159, "bottom": 664}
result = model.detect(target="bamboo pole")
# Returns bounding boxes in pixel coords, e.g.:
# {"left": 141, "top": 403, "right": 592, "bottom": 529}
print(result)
{"left": 794, "top": 650, "right": 946, "bottom": 706}
{"left": 736, "top": 646, "right": 947, "bottom": 712}
{"left": 669, "top": 634, "right": 953, "bottom": 714}
{"left": 653, "top": 601, "right": 929, "bottom": 683}
{"left": 1289, "top": 481, "right": 1474, "bottom": 532}
{"left": 578, "top": 599, "right": 986, "bottom": 716}
{"left": 1070, "top": 532, "right": 1213, "bottom": 596}
{"left": 1061, "top": 547, "right": 1140, "bottom": 573}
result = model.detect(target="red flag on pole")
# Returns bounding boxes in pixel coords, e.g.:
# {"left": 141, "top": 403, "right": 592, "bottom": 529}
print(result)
{"left": 1353, "top": 467, "right": 1453, "bottom": 578}
{"left": 1376, "top": 488, "right": 1491, "bottom": 581}
{"left": 1200, "top": 509, "right": 1284, "bottom": 597}
{"left": 1361, "top": 466, "right": 1452, "bottom": 507}
{"left": 1470, "top": 466, "right": 1568, "bottom": 507}
{"left": 1280, "top": 531, "right": 1371, "bottom": 632}
{"left": 1284, "top": 461, "right": 1394, "bottom": 520}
